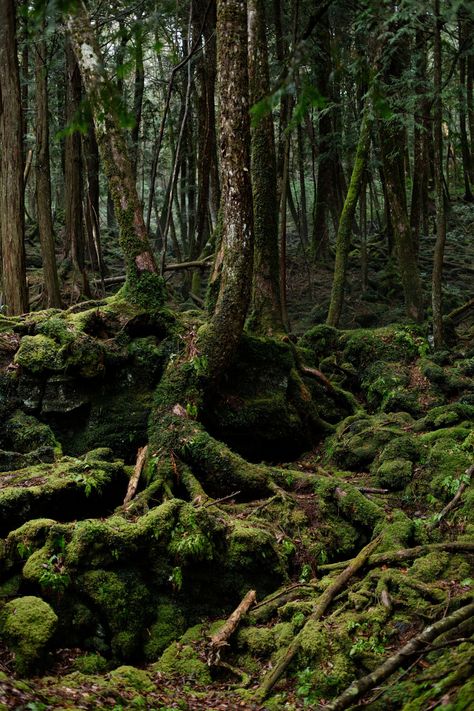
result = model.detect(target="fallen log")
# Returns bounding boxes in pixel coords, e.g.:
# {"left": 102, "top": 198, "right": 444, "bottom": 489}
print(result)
{"left": 324, "top": 600, "right": 474, "bottom": 711}
{"left": 257, "top": 534, "right": 382, "bottom": 699}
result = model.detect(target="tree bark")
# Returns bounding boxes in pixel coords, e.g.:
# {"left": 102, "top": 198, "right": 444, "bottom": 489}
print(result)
{"left": 0, "top": 0, "right": 29, "bottom": 315}
{"left": 199, "top": 0, "right": 254, "bottom": 375}
{"left": 432, "top": 0, "right": 447, "bottom": 348}
{"left": 327, "top": 106, "right": 371, "bottom": 327}
{"left": 247, "top": 0, "right": 283, "bottom": 334}
{"left": 458, "top": 13, "right": 473, "bottom": 201}
{"left": 34, "top": 36, "right": 61, "bottom": 308}
{"left": 64, "top": 40, "right": 90, "bottom": 296}
{"left": 65, "top": 1, "right": 160, "bottom": 306}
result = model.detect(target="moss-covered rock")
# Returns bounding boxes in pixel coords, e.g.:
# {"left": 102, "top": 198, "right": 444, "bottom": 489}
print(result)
{"left": 375, "top": 458, "right": 413, "bottom": 490}
{"left": 0, "top": 596, "right": 58, "bottom": 674}
{"left": 143, "top": 601, "right": 186, "bottom": 661}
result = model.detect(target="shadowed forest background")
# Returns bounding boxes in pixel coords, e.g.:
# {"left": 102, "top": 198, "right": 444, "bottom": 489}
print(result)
{"left": 0, "top": 0, "right": 473, "bottom": 709}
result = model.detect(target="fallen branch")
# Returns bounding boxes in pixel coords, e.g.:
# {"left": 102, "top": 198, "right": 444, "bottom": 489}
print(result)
{"left": 123, "top": 445, "right": 148, "bottom": 506}
{"left": 358, "top": 487, "right": 389, "bottom": 495}
{"left": 427, "top": 464, "right": 473, "bottom": 531}
{"left": 324, "top": 601, "right": 474, "bottom": 711}
{"left": 318, "top": 541, "right": 474, "bottom": 573}
{"left": 207, "top": 589, "right": 257, "bottom": 665}
{"left": 257, "top": 534, "right": 382, "bottom": 699}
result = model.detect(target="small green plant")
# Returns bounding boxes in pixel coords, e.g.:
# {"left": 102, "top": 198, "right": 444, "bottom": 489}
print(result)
{"left": 169, "top": 566, "right": 183, "bottom": 591}
{"left": 281, "top": 539, "right": 295, "bottom": 557}
{"left": 73, "top": 471, "right": 102, "bottom": 497}
{"left": 299, "top": 563, "right": 312, "bottom": 583}
{"left": 440, "top": 471, "right": 470, "bottom": 497}
{"left": 185, "top": 402, "right": 198, "bottom": 418}
{"left": 17, "top": 541, "right": 33, "bottom": 559}
{"left": 191, "top": 354, "right": 208, "bottom": 377}
{"left": 296, "top": 667, "right": 319, "bottom": 707}
{"left": 39, "top": 554, "right": 70, "bottom": 594}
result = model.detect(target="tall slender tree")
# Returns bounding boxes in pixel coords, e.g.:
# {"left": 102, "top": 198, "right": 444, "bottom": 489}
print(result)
{"left": 0, "top": 0, "right": 29, "bottom": 315}
{"left": 65, "top": 0, "right": 160, "bottom": 305}
{"left": 248, "top": 0, "right": 283, "bottom": 334}
{"left": 34, "top": 34, "right": 61, "bottom": 308}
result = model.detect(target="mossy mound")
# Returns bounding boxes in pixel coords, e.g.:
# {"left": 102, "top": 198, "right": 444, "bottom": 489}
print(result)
{"left": 0, "top": 454, "right": 128, "bottom": 535}
{"left": 0, "top": 596, "right": 58, "bottom": 674}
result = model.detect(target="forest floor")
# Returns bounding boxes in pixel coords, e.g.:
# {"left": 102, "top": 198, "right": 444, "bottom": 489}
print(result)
{"left": 0, "top": 204, "right": 473, "bottom": 710}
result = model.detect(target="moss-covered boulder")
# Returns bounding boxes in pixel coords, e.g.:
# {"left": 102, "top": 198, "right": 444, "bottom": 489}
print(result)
{"left": 0, "top": 596, "right": 58, "bottom": 674}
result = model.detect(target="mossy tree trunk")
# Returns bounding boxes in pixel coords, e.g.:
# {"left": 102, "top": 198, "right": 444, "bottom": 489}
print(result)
{"left": 0, "top": 0, "right": 29, "bottom": 316}
{"left": 247, "top": 0, "right": 283, "bottom": 335}
{"left": 326, "top": 105, "right": 371, "bottom": 328}
{"left": 198, "top": 0, "right": 254, "bottom": 374}
{"left": 65, "top": 1, "right": 161, "bottom": 306}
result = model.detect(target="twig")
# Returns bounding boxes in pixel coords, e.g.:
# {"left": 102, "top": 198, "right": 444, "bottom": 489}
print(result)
{"left": 323, "top": 601, "right": 474, "bottom": 711}
{"left": 358, "top": 487, "right": 389, "bottom": 495}
{"left": 123, "top": 445, "right": 148, "bottom": 506}
{"left": 199, "top": 491, "right": 241, "bottom": 508}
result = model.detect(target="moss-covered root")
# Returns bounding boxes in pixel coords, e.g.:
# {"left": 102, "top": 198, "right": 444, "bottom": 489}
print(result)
{"left": 257, "top": 534, "right": 383, "bottom": 700}
{"left": 325, "top": 601, "right": 474, "bottom": 711}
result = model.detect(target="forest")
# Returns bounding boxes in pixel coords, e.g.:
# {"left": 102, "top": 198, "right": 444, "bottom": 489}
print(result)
{"left": 0, "top": 0, "right": 473, "bottom": 708}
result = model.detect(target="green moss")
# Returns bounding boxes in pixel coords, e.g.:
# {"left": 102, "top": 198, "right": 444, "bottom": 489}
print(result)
{"left": 121, "top": 271, "right": 166, "bottom": 311}
{"left": 143, "top": 601, "right": 186, "bottom": 661}
{"left": 153, "top": 623, "right": 212, "bottom": 683}
{"left": 299, "top": 325, "right": 340, "bottom": 361}
{"left": 237, "top": 626, "right": 275, "bottom": 656}
{"left": 109, "top": 665, "right": 154, "bottom": 692}
{"left": 328, "top": 412, "right": 413, "bottom": 470}
{"left": 77, "top": 568, "right": 152, "bottom": 660}
{"left": 73, "top": 653, "right": 109, "bottom": 674}
{"left": 408, "top": 552, "right": 449, "bottom": 582}
{"left": 375, "top": 510, "right": 414, "bottom": 551}
{"left": 0, "top": 596, "right": 58, "bottom": 674}
{"left": 14, "top": 334, "right": 63, "bottom": 373}
{"left": 375, "top": 458, "right": 413, "bottom": 489}
{"left": 4, "top": 410, "right": 60, "bottom": 455}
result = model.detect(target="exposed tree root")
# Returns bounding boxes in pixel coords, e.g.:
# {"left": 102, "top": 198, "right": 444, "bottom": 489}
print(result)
{"left": 318, "top": 541, "right": 474, "bottom": 573}
{"left": 324, "top": 601, "right": 474, "bottom": 711}
{"left": 257, "top": 534, "right": 383, "bottom": 699}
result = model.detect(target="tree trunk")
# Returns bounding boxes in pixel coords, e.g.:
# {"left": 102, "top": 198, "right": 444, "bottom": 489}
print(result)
{"left": 432, "top": 0, "right": 447, "bottom": 348}
{"left": 458, "top": 13, "right": 473, "bottom": 201}
{"left": 83, "top": 121, "right": 104, "bottom": 275}
{"left": 65, "top": 1, "right": 160, "bottom": 306}
{"left": 131, "top": 27, "right": 145, "bottom": 183}
{"left": 247, "top": 0, "right": 283, "bottom": 334}
{"left": 0, "top": 0, "right": 29, "bottom": 315}
{"left": 199, "top": 0, "right": 254, "bottom": 375}
{"left": 34, "top": 36, "right": 61, "bottom": 308}
{"left": 327, "top": 106, "right": 371, "bottom": 327}
{"left": 64, "top": 40, "right": 90, "bottom": 297}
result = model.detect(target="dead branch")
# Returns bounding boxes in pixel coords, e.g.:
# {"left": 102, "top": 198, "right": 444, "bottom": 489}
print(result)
{"left": 123, "top": 445, "right": 148, "bottom": 506}
{"left": 324, "top": 601, "right": 474, "bottom": 711}
{"left": 207, "top": 589, "right": 257, "bottom": 665}
{"left": 358, "top": 487, "right": 389, "bottom": 494}
{"left": 427, "top": 464, "right": 473, "bottom": 531}
{"left": 257, "top": 535, "right": 382, "bottom": 699}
